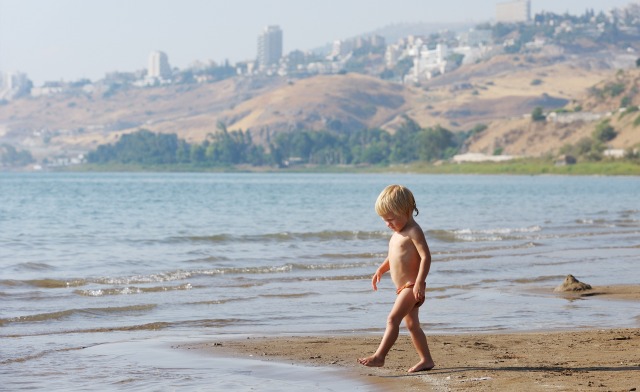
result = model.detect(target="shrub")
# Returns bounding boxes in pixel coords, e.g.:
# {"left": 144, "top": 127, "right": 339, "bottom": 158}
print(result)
{"left": 620, "top": 96, "right": 632, "bottom": 108}
{"left": 531, "top": 107, "right": 546, "bottom": 122}
{"left": 593, "top": 121, "right": 617, "bottom": 142}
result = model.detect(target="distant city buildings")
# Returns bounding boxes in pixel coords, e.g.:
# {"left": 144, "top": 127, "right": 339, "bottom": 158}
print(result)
{"left": 0, "top": 71, "right": 31, "bottom": 100}
{"left": 257, "top": 25, "right": 283, "bottom": 70}
{"left": 411, "top": 43, "right": 450, "bottom": 82}
{"left": 3, "top": 0, "right": 640, "bottom": 99}
{"left": 496, "top": 0, "right": 531, "bottom": 23}
{"left": 458, "top": 29, "right": 493, "bottom": 47}
{"left": 148, "top": 50, "right": 172, "bottom": 80}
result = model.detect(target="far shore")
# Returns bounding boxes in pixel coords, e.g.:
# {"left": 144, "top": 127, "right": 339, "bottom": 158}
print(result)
{"left": 180, "top": 285, "right": 640, "bottom": 391}
{"left": 40, "top": 158, "right": 640, "bottom": 176}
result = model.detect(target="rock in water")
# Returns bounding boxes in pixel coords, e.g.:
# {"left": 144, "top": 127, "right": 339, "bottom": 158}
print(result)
{"left": 554, "top": 274, "right": 592, "bottom": 292}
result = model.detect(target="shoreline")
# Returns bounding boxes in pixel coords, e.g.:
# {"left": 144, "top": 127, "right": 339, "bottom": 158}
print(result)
{"left": 181, "top": 285, "right": 640, "bottom": 391}
{"left": 192, "top": 328, "right": 640, "bottom": 391}
{"left": 42, "top": 159, "right": 640, "bottom": 176}
{"left": 185, "top": 328, "right": 640, "bottom": 391}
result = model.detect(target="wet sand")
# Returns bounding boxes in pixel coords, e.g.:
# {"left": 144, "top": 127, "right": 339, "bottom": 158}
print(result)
{"left": 185, "top": 285, "right": 640, "bottom": 391}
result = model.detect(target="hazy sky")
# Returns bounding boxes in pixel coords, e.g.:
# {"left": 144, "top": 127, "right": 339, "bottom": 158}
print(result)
{"left": 0, "top": 0, "right": 636, "bottom": 85}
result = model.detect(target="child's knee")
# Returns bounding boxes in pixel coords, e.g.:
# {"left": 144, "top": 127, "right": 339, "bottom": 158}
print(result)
{"left": 404, "top": 315, "right": 422, "bottom": 331}
{"left": 386, "top": 313, "right": 403, "bottom": 327}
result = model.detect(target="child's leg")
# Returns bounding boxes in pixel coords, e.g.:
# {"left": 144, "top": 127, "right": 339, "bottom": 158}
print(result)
{"left": 404, "top": 306, "right": 435, "bottom": 372}
{"left": 358, "top": 289, "right": 418, "bottom": 367}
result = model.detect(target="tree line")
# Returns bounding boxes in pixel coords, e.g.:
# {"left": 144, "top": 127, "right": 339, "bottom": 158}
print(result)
{"left": 87, "top": 118, "right": 468, "bottom": 167}
{"left": 0, "top": 144, "right": 34, "bottom": 167}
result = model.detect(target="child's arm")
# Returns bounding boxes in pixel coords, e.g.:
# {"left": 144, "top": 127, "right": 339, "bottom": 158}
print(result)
{"left": 371, "top": 258, "right": 390, "bottom": 291}
{"left": 410, "top": 228, "right": 432, "bottom": 301}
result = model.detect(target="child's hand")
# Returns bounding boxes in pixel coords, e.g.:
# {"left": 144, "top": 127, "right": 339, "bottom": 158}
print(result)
{"left": 371, "top": 271, "right": 382, "bottom": 291}
{"left": 413, "top": 282, "right": 426, "bottom": 302}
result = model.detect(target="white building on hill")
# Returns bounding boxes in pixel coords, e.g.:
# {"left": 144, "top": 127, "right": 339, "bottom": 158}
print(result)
{"left": 148, "top": 51, "right": 172, "bottom": 80}
{"left": 496, "top": 0, "right": 531, "bottom": 23}
{"left": 0, "top": 71, "right": 31, "bottom": 100}
{"left": 257, "top": 25, "right": 283, "bottom": 70}
{"left": 406, "top": 44, "right": 450, "bottom": 83}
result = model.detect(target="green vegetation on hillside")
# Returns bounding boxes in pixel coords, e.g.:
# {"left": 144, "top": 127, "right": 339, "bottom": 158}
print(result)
{"left": 87, "top": 118, "right": 466, "bottom": 168}
{"left": 0, "top": 144, "right": 35, "bottom": 168}
{"left": 81, "top": 120, "right": 640, "bottom": 176}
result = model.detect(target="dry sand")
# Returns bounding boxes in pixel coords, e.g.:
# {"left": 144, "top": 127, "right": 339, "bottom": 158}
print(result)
{"left": 183, "top": 285, "right": 640, "bottom": 391}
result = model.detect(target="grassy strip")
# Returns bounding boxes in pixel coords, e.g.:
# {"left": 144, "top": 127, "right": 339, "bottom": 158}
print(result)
{"left": 60, "top": 160, "right": 640, "bottom": 176}
{"left": 371, "top": 160, "right": 640, "bottom": 176}
{"left": 289, "top": 160, "right": 639, "bottom": 175}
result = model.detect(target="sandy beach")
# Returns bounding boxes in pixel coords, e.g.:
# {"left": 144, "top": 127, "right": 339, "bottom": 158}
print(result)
{"left": 183, "top": 285, "right": 640, "bottom": 391}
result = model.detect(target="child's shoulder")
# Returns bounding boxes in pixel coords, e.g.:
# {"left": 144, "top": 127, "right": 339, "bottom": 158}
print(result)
{"left": 403, "top": 220, "right": 424, "bottom": 236}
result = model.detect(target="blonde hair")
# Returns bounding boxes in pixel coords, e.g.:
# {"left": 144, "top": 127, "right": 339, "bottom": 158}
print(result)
{"left": 375, "top": 185, "right": 419, "bottom": 218}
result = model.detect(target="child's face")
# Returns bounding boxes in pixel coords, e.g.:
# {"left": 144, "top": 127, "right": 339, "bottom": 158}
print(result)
{"left": 380, "top": 212, "right": 409, "bottom": 233}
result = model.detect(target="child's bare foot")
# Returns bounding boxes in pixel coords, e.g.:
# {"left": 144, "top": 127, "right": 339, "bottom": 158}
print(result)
{"left": 407, "top": 360, "right": 435, "bottom": 373}
{"left": 357, "top": 355, "right": 385, "bottom": 367}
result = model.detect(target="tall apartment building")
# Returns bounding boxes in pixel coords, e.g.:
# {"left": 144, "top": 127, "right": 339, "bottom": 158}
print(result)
{"left": 257, "top": 25, "right": 283, "bottom": 69}
{"left": 148, "top": 51, "right": 172, "bottom": 80}
{"left": 496, "top": 0, "right": 531, "bottom": 23}
{"left": 0, "top": 71, "right": 31, "bottom": 100}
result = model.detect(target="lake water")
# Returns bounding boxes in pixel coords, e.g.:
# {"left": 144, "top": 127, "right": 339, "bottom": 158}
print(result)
{"left": 1, "top": 172, "right": 639, "bottom": 390}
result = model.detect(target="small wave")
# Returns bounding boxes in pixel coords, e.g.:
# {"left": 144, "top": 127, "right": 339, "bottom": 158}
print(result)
{"left": 259, "top": 292, "right": 316, "bottom": 299}
{"left": 253, "top": 274, "right": 371, "bottom": 285}
{"left": 94, "top": 270, "right": 196, "bottom": 285}
{"left": 317, "top": 252, "right": 382, "bottom": 260}
{"left": 434, "top": 242, "right": 540, "bottom": 256}
{"left": 290, "top": 274, "right": 371, "bottom": 282}
{"left": 560, "top": 229, "right": 639, "bottom": 239}
{"left": 0, "top": 278, "right": 88, "bottom": 289}
{"left": 186, "top": 298, "right": 250, "bottom": 306}
{"left": 1, "top": 345, "right": 86, "bottom": 365}
{"left": 97, "top": 265, "right": 296, "bottom": 285}
{"left": 615, "top": 218, "right": 640, "bottom": 227}
{"left": 438, "top": 268, "right": 485, "bottom": 275}
{"left": 3, "top": 322, "right": 172, "bottom": 338}
{"left": 77, "top": 321, "right": 170, "bottom": 333}
{"left": 184, "top": 255, "right": 230, "bottom": 264}
{"left": 175, "top": 318, "right": 251, "bottom": 329}
{"left": 170, "top": 234, "right": 232, "bottom": 243}
{"left": 1, "top": 304, "right": 157, "bottom": 325}
{"left": 288, "top": 261, "right": 376, "bottom": 270}
{"left": 436, "top": 255, "right": 493, "bottom": 263}
{"left": 167, "top": 230, "right": 389, "bottom": 244}
{"left": 74, "top": 283, "right": 193, "bottom": 297}
{"left": 512, "top": 275, "right": 566, "bottom": 284}
{"left": 575, "top": 218, "right": 608, "bottom": 225}
{"left": 436, "top": 282, "right": 484, "bottom": 291}
{"left": 428, "top": 226, "right": 542, "bottom": 243}
{"left": 278, "top": 231, "right": 389, "bottom": 241}
{"left": 13, "top": 262, "right": 55, "bottom": 271}
{"left": 92, "top": 261, "right": 378, "bottom": 286}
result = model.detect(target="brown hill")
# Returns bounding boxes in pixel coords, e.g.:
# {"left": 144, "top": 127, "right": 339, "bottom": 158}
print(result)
{"left": 0, "top": 51, "right": 638, "bottom": 162}
{"left": 215, "top": 73, "right": 407, "bottom": 143}
{"left": 0, "top": 77, "right": 288, "bottom": 159}
{"left": 400, "top": 52, "right": 613, "bottom": 131}
{"left": 0, "top": 74, "right": 411, "bottom": 160}
{"left": 463, "top": 68, "right": 640, "bottom": 157}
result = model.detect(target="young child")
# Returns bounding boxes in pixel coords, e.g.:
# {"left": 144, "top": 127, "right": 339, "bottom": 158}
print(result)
{"left": 358, "top": 184, "right": 435, "bottom": 373}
